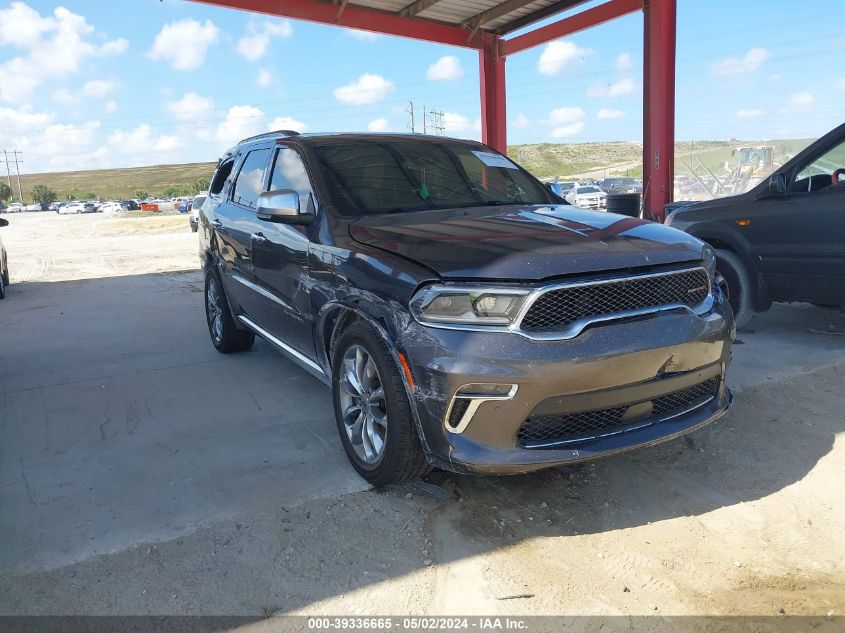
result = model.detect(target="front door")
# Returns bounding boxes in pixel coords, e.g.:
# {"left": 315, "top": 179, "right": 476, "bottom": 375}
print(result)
{"left": 250, "top": 145, "right": 316, "bottom": 357}
{"left": 753, "top": 137, "right": 845, "bottom": 304}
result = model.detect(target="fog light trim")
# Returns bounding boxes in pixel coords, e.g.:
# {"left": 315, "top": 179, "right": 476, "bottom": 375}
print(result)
{"left": 444, "top": 384, "right": 518, "bottom": 434}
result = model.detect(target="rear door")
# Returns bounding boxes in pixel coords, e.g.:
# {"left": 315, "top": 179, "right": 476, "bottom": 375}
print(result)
{"left": 206, "top": 145, "right": 273, "bottom": 314}
{"left": 250, "top": 145, "right": 317, "bottom": 357}
{"left": 753, "top": 136, "right": 845, "bottom": 304}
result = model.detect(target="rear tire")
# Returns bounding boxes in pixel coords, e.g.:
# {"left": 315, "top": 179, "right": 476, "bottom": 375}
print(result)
{"left": 204, "top": 267, "right": 254, "bottom": 353}
{"left": 715, "top": 248, "right": 754, "bottom": 328}
{"left": 332, "top": 321, "right": 431, "bottom": 486}
{"left": 0, "top": 268, "right": 5, "bottom": 300}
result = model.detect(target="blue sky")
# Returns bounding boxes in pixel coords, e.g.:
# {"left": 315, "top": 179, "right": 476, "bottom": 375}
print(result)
{"left": 0, "top": 0, "right": 842, "bottom": 173}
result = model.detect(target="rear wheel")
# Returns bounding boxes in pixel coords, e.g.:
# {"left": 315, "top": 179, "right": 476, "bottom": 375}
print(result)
{"left": 332, "top": 322, "right": 430, "bottom": 486}
{"left": 0, "top": 267, "right": 5, "bottom": 299}
{"left": 715, "top": 248, "right": 754, "bottom": 328}
{"left": 204, "top": 268, "right": 254, "bottom": 353}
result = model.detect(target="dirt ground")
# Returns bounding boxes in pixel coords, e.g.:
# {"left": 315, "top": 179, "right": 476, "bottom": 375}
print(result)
{"left": 0, "top": 212, "right": 843, "bottom": 622}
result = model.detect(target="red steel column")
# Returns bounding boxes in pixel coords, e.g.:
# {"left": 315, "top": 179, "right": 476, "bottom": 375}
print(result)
{"left": 479, "top": 36, "right": 507, "bottom": 154}
{"left": 642, "top": 0, "right": 676, "bottom": 222}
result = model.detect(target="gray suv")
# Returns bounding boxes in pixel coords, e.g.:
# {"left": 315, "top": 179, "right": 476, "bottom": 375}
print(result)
{"left": 199, "top": 131, "right": 733, "bottom": 485}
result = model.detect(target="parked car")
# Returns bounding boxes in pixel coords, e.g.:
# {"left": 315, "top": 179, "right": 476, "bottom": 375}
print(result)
{"left": 60, "top": 201, "right": 96, "bottom": 214}
{"left": 7, "top": 203, "right": 24, "bottom": 213}
{"left": 198, "top": 132, "right": 732, "bottom": 485}
{"left": 547, "top": 181, "right": 576, "bottom": 197}
{"left": 177, "top": 200, "right": 192, "bottom": 213}
{"left": 189, "top": 194, "right": 206, "bottom": 232}
{"left": 0, "top": 217, "right": 9, "bottom": 299}
{"left": 100, "top": 201, "right": 127, "bottom": 214}
{"left": 601, "top": 177, "right": 643, "bottom": 196}
{"left": 565, "top": 185, "right": 608, "bottom": 209}
{"left": 125, "top": 199, "right": 141, "bottom": 211}
{"left": 0, "top": 203, "right": 6, "bottom": 213}
{"left": 666, "top": 121, "right": 845, "bottom": 327}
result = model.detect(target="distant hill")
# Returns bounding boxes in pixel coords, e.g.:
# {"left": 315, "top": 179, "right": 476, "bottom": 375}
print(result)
{"left": 10, "top": 138, "right": 813, "bottom": 202}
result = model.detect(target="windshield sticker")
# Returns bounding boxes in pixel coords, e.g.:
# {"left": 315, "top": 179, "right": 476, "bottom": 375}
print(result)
{"left": 472, "top": 150, "right": 518, "bottom": 169}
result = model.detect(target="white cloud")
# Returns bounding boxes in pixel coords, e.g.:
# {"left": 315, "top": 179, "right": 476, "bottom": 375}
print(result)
{"left": 104, "top": 100, "right": 117, "bottom": 113}
{"left": 148, "top": 19, "right": 219, "bottom": 71}
{"left": 736, "top": 108, "right": 764, "bottom": 119}
{"left": 443, "top": 112, "right": 469, "bottom": 134}
{"left": 334, "top": 73, "right": 395, "bottom": 105}
{"left": 108, "top": 124, "right": 181, "bottom": 154}
{"left": 216, "top": 105, "right": 265, "bottom": 147}
{"left": 426, "top": 55, "right": 463, "bottom": 81}
{"left": 587, "top": 77, "right": 635, "bottom": 98}
{"left": 236, "top": 20, "right": 292, "bottom": 62}
{"left": 538, "top": 40, "right": 592, "bottom": 76}
{"left": 82, "top": 79, "right": 118, "bottom": 98}
{"left": 710, "top": 47, "right": 769, "bottom": 76}
{"left": 367, "top": 118, "right": 390, "bottom": 132}
{"left": 615, "top": 52, "right": 632, "bottom": 71}
{"left": 551, "top": 123, "right": 585, "bottom": 138}
{"left": 52, "top": 88, "right": 79, "bottom": 105}
{"left": 257, "top": 68, "right": 273, "bottom": 87}
{"left": 789, "top": 91, "right": 814, "bottom": 107}
{"left": 597, "top": 108, "right": 624, "bottom": 120}
{"left": 167, "top": 92, "right": 215, "bottom": 121}
{"left": 548, "top": 107, "right": 586, "bottom": 138}
{"left": 510, "top": 113, "right": 529, "bottom": 129}
{"left": 349, "top": 29, "right": 380, "bottom": 41}
{"left": 0, "top": 4, "right": 127, "bottom": 103}
{"left": 268, "top": 116, "right": 307, "bottom": 132}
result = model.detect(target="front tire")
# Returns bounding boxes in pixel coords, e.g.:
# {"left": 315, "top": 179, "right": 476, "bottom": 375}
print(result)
{"left": 204, "top": 268, "right": 254, "bottom": 353}
{"left": 715, "top": 248, "right": 754, "bottom": 328}
{"left": 332, "top": 322, "right": 430, "bottom": 486}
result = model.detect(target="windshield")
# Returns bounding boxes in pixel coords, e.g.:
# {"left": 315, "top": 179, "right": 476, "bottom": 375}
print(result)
{"left": 312, "top": 139, "right": 556, "bottom": 215}
{"left": 576, "top": 186, "right": 601, "bottom": 194}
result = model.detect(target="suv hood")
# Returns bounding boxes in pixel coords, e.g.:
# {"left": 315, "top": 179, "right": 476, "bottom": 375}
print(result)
{"left": 349, "top": 205, "right": 705, "bottom": 280}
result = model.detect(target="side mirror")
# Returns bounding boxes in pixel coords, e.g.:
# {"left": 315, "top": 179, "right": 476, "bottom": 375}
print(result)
{"left": 0, "top": 218, "right": 8, "bottom": 227}
{"left": 767, "top": 173, "right": 786, "bottom": 196}
{"left": 256, "top": 189, "right": 312, "bottom": 224}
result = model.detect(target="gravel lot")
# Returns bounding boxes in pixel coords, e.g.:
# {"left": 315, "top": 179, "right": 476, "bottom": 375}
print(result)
{"left": 0, "top": 211, "right": 843, "bottom": 621}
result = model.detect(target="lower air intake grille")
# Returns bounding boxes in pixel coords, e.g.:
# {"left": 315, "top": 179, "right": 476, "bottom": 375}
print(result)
{"left": 517, "top": 377, "right": 719, "bottom": 448}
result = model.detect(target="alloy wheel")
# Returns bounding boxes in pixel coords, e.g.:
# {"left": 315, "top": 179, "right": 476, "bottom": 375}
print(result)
{"left": 206, "top": 276, "right": 224, "bottom": 344}
{"left": 338, "top": 345, "right": 388, "bottom": 464}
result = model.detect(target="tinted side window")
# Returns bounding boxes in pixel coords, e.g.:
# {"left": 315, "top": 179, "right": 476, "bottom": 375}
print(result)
{"left": 210, "top": 158, "right": 235, "bottom": 195}
{"left": 232, "top": 149, "right": 272, "bottom": 209}
{"left": 270, "top": 148, "right": 315, "bottom": 213}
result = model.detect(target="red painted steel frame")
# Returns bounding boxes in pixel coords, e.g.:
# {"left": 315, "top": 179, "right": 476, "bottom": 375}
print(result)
{"left": 480, "top": 40, "right": 507, "bottom": 152}
{"left": 501, "top": 0, "right": 642, "bottom": 56}
{"left": 642, "top": 0, "right": 676, "bottom": 221}
{"left": 188, "top": 0, "right": 486, "bottom": 49}
{"left": 187, "top": 0, "right": 677, "bottom": 220}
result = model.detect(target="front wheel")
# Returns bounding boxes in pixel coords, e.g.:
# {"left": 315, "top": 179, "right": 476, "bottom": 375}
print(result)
{"left": 332, "top": 322, "right": 430, "bottom": 486}
{"left": 715, "top": 248, "right": 754, "bottom": 328}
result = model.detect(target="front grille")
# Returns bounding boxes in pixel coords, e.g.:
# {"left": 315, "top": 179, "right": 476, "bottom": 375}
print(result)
{"left": 520, "top": 268, "right": 710, "bottom": 334}
{"left": 517, "top": 377, "right": 719, "bottom": 448}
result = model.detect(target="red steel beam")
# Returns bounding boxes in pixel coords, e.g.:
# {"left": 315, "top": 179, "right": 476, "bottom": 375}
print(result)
{"left": 187, "top": 0, "right": 485, "bottom": 49}
{"left": 500, "top": 0, "right": 642, "bottom": 56}
{"left": 479, "top": 38, "right": 507, "bottom": 153}
{"left": 642, "top": 0, "right": 676, "bottom": 221}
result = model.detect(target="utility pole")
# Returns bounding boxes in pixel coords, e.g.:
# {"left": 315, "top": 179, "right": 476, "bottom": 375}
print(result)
{"left": 422, "top": 105, "right": 427, "bottom": 135}
{"left": 3, "top": 150, "right": 12, "bottom": 193}
{"left": 11, "top": 150, "right": 23, "bottom": 203}
{"left": 406, "top": 101, "right": 415, "bottom": 134}
{"left": 431, "top": 110, "right": 445, "bottom": 136}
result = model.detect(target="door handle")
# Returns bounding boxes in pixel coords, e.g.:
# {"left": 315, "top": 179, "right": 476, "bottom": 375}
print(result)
{"left": 211, "top": 218, "right": 223, "bottom": 227}
{"left": 251, "top": 232, "right": 267, "bottom": 244}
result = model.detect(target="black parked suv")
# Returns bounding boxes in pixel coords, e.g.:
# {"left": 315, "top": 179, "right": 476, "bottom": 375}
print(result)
{"left": 199, "top": 132, "right": 733, "bottom": 485}
{"left": 666, "top": 122, "right": 845, "bottom": 327}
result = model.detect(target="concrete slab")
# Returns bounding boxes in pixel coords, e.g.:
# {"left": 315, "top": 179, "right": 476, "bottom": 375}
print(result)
{"left": 0, "top": 272, "right": 368, "bottom": 572}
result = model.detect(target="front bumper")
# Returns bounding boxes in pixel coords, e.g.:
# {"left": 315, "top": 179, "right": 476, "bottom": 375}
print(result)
{"left": 400, "top": 296, "right": 733, "bottom": 474}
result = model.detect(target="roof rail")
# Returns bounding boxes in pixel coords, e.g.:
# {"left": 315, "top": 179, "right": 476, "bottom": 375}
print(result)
{"left": 237, "top": 129, "right": 300, "bottom": 144}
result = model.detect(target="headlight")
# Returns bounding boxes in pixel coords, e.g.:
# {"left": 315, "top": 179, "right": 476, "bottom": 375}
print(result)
{"left": 410, "top": 285, "right": 530, "bottom": 326}
{"left": 701, "top": 244, "right": 717, "bottom": 281}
